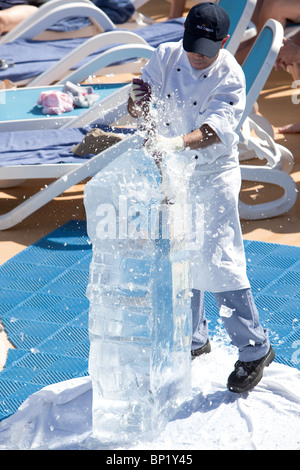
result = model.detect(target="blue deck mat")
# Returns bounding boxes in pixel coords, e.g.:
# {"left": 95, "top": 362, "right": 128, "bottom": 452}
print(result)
{"left": 0, "top": 220, "right": 300, "bottom": 420}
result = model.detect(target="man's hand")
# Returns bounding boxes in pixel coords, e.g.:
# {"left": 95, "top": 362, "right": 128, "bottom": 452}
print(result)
{"left": 144, "top": 134, "right": 185, "bottom": 154}
{"left": 129, "top": 78, "right": 152, "bottom": 106}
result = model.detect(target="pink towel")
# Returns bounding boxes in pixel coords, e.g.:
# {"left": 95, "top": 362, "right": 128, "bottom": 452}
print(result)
{"left": 37, "top": 90, "right": 74, "bottom": 115}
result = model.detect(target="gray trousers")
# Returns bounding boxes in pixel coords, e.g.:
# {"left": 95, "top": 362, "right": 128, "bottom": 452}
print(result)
{"left": 191, "top": 288, "right": 270, "bottom": 362}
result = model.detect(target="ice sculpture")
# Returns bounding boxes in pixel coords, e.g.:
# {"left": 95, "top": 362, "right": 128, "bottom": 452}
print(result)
{"left": 84, "top": 140, "right": 193, "bottom": 444}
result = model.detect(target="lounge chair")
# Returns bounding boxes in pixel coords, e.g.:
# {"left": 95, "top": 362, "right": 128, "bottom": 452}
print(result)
{"left": 0, "top": 38, "right": 150, "bottom": 229}
{"left": 29, "top": 29, "right": 157, "bottom": 87}
{"left": 238, "top": 19, "right": 297, "bottom": 220}
{"left": 0, "top": 0, "right": 116, "bottom": 46}
{"left": 0, "top": 42, "right": 154, "bottom": 131}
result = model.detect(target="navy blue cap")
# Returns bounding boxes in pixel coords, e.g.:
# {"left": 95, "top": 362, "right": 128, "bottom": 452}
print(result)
{"left": 183, "top": 2, "right": 230, "bottom": 58}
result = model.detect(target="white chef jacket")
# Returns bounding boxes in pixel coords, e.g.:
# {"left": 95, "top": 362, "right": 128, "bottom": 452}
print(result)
{"left": 140, "top": 40, "right": 250, "bottom": 293}
{"left": 141, "top": 39, "right": 246, "bottom": 171}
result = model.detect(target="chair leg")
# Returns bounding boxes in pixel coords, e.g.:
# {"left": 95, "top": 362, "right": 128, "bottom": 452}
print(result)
{"left": 239, "top": 165, "right": 298, "bottom": 220}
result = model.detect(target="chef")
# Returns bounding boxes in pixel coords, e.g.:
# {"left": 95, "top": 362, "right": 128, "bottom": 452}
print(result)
{"left": 128, "top": 2, "right": 275, "bottom": 393}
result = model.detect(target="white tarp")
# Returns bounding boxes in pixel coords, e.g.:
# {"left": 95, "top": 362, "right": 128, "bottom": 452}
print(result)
{"left": 0, "top": 340, "right": 299, "bottom": 450}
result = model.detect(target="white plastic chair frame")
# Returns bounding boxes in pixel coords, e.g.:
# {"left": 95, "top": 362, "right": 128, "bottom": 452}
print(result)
{"left": 238, "top": 19, "right": 298, "bottom": 220}
{"left": 0, "top": 134, "right": 144, "bottom": 231}
{"left": 0, "top": 0, "right": 116, "bottom": 45}
{"left": 30, "top": 29, "right": 150, "bottom": 86}
{"left": 219, "top": 0, "right": 257, "bottom": 56}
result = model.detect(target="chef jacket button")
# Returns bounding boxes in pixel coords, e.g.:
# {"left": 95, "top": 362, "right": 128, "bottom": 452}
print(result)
{"left": 167, "top": 94, "right": 171, "bottom": 98}
{"left": 230, "top": 101, "right": 234, "bottom": 105}
{"left": 165, "top": 122, "right": 170, "bottom": 126}
{"left": 177, "top": 68, "right": 181, "bottom": 72}
{"left": 203, "top": 74, "right": 207, "bottom": 78}
{"left": 193, "top": 101, "right": 197, "bottom": 106}
{"left": 194, "top": 155, "right": 199, "bottom": 159}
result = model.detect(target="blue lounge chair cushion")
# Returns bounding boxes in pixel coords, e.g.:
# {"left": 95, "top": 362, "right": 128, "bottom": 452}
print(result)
{"left": 48, "top": 0, "right": 135, "bottom": 31}
{"left": 0, "top": 0, "right": 44, "bottom": 6}
{"left": 92, "top": 0, "right": 135, "bottom": 25}
{"left": 0, "top": 126, "right": 135, "bottom": 166}
{"left": 45, "top": 17, "right": 93, "bottom": 32}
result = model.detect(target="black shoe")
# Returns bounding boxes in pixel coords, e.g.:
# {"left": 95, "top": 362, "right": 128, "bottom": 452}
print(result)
{"left": 227, "top": 346, "right": 275, "bottom": 393}
{"left": 191, "top": 339, "right": 211, "bottom": 358}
